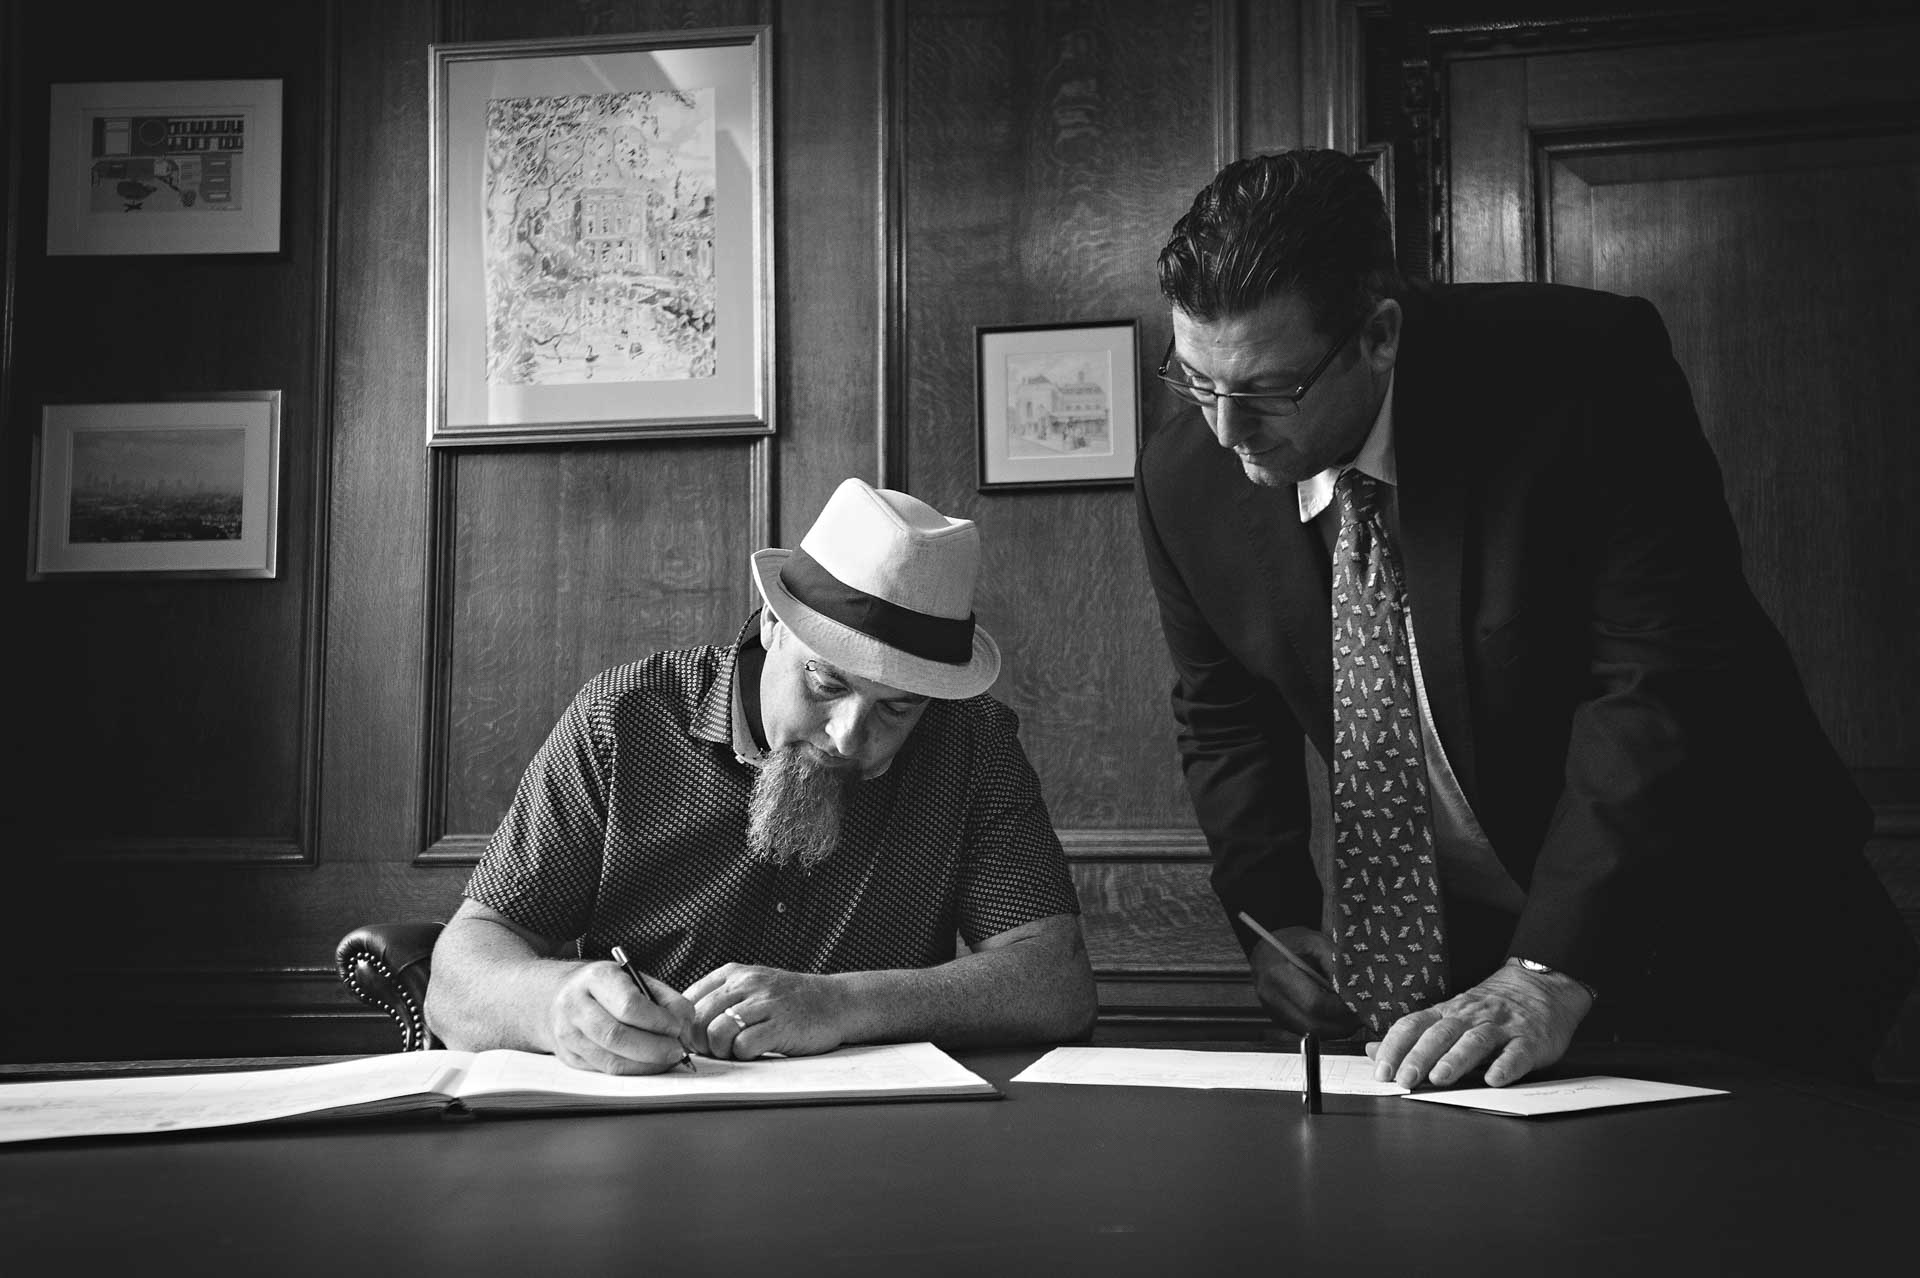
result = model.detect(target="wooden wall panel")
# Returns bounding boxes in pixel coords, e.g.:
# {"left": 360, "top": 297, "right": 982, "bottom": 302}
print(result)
{"left": 321, "top": 0, "right": 436, "bottom": 875}
{"left": 8, "top": 1, "right": 329, "bottom": 861}
{"left": 442, "top": 442, "right": 756, "bottom": 836}
{"left": 774, "top": 0, "right": 886, "bottom": 540}
{"left": 901, "top": 0, "right": 1222, "bottom": 832}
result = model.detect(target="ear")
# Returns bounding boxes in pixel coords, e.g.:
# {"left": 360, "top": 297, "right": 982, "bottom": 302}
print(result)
{"left": 1363, "top": 298, "right": 1402, "bottom": 375}
{"left": 759, "top": 609, "right": 782, "bottom": 649}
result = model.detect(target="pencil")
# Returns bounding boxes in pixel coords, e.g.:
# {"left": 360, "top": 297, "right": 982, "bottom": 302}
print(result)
{"left": 1236, "top": 911, "right": 1339, "bottom": 995}
{"left": 610, "top": 945, "right": 695, "bottom": 1072}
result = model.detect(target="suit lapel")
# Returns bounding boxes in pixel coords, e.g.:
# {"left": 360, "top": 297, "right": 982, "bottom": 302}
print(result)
{"left": 1393, "top": 291, "right": 1479, "bottom": 804}
{"left": 1227, "top": 474, "right": 1332, "bottom": 761}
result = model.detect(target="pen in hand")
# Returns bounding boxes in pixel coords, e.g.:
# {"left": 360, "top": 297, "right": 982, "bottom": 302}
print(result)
{"left": 1237, "top": 911, "right": 1340, "bottom": 996}
{"left": 609, "top": 945, "right": 695, "bottom": 1073}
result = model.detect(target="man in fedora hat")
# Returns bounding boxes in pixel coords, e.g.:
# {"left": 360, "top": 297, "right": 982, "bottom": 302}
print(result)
{"left": 426, "top": 478, "right": 1097, "bottom": 1074}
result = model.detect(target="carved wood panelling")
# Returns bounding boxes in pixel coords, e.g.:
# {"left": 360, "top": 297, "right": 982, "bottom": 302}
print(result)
{"left": 900, "top": 0, "right": 1224, "bottom": 832}
{"left": 6, "top": 2, "right": 332, "bottom": 866}
{"left": 436, "top": 440, "right": 758, "bottom": 840}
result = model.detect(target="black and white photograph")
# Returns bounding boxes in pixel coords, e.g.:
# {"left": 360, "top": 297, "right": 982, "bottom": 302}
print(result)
{"left": 5, "top": 2, "right": 1917, "bottom": 1273}
{"left": 28, "top": 393, "right": 281, "bottom": 579}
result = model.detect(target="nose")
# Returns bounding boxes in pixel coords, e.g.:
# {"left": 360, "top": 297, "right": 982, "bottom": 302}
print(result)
{"left": 823, "top": 699, "right": 876, "bottom": 761}
{"left": 1206, "top": 397, "right": 1258, "bottom": 450}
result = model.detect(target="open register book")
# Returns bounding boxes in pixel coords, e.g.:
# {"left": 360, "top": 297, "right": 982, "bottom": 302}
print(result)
{"left": 0, "top": 1041, "right": 998, "bottom": 1145}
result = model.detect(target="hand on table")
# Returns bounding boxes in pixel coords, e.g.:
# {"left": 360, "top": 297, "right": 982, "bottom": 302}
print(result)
{"left": 685, "top": 963, "right": 851, "bottom": 1061}
{"left": 545, "top": 961, "right": 697, "bottom": 1075}
{"left": 1250, "top": 927, "right": 1362, "bottom": 1040}
{"left": 1367, "top": 960, "right": 1593, "bottom": 1088}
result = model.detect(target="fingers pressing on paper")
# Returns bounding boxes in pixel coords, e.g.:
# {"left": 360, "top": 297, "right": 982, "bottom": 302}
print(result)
{"left": 1368, "top": 961, "right": 1590, "bottom": 1089}
{"left": 685, "top": 963, "right": 851, "bottom": 1061}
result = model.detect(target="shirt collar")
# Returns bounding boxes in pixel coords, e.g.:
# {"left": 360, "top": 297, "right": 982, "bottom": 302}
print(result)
{"left": 689, "top": 613, "right": 764, "bottom": 764}
{"left": 1297, "top": 369, "right": 1396, "bottom": 523}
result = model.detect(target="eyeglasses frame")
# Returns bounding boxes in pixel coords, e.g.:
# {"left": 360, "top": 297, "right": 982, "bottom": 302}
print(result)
{"left": 1155, "top": 308, "right": 1373, "bottom": 417}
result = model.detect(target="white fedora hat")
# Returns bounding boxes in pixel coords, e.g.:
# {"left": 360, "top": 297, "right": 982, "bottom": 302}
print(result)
{"left": 750, "top": 478, "right": 1000, "bottom": 700}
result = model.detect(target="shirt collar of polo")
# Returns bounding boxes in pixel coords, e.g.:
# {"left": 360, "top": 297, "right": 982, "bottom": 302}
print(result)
{"left": 1297, "top": 368, "right": 1396, "bottom": 523}
{"left": 687, "top": 614, "right": 765, "bottom": 766}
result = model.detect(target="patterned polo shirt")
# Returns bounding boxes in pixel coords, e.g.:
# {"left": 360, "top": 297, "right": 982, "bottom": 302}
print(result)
{"left": 462, "top": 627, "right": 1081, "bottom": 989}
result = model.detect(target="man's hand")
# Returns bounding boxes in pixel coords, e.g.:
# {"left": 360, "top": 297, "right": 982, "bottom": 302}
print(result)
{"left": 1250, "top": 927, "right": 1362, "bottom": 1039}
{"left": 685, "top": 963, "right": 852, "bottom": 1060}
{"left": 1367, "top": 960, "right": 1593, "bottom": 1088}
{"left": 544, "top": 961, "right": 697, "bottom": 1075}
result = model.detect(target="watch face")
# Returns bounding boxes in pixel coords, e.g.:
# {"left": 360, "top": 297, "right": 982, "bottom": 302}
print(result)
{"left": 1518, "top": 958, "right": 1550, "bottom": 973}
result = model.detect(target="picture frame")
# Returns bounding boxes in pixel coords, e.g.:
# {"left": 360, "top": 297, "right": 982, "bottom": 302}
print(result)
{"left": 429, "top": 27, "right": 773, "bottom": 446}
{"left": 975, "top": 320, "right": 1141, "bottom": 491}
{"left": 28, "top": 393, "right": 282, "bottom": 581}
{"left": 46, "top": 79, "right": 284, "bottom": 256}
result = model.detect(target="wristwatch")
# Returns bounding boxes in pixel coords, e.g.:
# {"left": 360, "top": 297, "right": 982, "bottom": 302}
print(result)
{"left": 1509, "top": 956, "right": 1599, "bottom": 1002}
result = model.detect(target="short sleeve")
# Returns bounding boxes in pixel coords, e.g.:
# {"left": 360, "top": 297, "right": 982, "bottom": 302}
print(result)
{"left": 461, "top": 682, "right": 614, "bottom": 945}
{"left": 952, "top": 698, "right": 1082, "bottom": 946}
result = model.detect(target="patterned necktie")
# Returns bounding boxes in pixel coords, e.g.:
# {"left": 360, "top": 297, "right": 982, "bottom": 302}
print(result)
{"left": 1329, "top": 469, "right": 1447, "bottom": 1034}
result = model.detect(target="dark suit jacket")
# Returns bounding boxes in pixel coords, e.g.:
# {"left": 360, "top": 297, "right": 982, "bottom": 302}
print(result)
{"left": 1136, "top": 283, "right": 1913, "bottom": 1055}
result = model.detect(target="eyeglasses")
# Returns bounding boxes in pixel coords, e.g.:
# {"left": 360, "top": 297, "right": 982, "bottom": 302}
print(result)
{"left": 1156, "top": 311, "right": 1370, "bottom": 419}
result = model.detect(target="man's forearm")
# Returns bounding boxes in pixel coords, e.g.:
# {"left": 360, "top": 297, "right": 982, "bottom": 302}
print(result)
{"left": 423, "top": 916, "right": 583, "bottom": 1052}
{"left": 829, "top": 920, "right": 1097, "bottom": 1048}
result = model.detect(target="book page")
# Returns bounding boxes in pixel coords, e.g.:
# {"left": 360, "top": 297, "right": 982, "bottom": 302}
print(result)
{"left": 1401, "top": 1075, "right": 1728, "bottom": 1117}
{"left": 1011, "top": 1047, "right": 1409, "bottom": 1096}
{"left": 454, "top": 1041, "right": 996, "bottom": 1110}
{"left": 0, "top": 1052, "right": 472, "bottom": 1145}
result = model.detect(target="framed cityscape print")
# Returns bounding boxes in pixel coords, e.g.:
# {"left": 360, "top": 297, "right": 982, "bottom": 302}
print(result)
{"left": 429, "top": 27, "right": 773, "bottom": 446}
{"left": 28, "top": 393, "right": 283, "bottom": 580}
{"left": 45, "top": 79, "right": 284, "bottom": 256}
{"left": 975, "top": 320, "right": 1141, "bottom": 491}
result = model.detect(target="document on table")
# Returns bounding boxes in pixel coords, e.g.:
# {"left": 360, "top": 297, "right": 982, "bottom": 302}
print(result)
{"left": 1400, "top": 1075, "right": 1727, "bottom": 1117}
{"left": 1011, "top": 1047, "right": 1409, "bottom": 1096}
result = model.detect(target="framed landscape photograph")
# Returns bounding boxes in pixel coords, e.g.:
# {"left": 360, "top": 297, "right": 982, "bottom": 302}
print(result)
{"left": 28, "top": 393, "right": 282, "bottom": 580}
{"left": 429, "top": 27, "right": 773, "bottom": 446}
{"left": 976, "top": 320, "right": 1140, "bottom": 491}
{"left": 45, "top": 79, "right": 284, "bottom": 256}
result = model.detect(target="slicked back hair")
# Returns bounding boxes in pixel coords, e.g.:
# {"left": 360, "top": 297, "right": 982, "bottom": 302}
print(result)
{"left": 1158, "top": 149, "right": 1400, "bottom": 334}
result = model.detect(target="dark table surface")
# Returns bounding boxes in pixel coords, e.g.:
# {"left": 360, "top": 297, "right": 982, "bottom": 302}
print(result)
{"left": 3, "top": 1042, "right": 1916, "bottom": 1276}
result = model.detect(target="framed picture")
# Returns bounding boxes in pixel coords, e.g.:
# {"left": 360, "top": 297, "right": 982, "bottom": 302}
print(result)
{"left": 975, "top": 320, "right": 1141, "bottom": 491}
{"left": 28, "top": 393, "right": 282, "bottom": 581}
{"left": 429, "top": 27, "right": 773, "bottom": 446}
{"left": 46, "top": 79, "right": 284, "bottom": 256}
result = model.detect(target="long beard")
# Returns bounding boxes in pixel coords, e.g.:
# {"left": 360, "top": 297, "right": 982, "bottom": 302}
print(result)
{"left": 745, "top": 743, "right": 858, "bottom": 870}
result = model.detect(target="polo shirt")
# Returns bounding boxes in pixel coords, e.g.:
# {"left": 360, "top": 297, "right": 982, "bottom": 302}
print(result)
{"left": 463, "top": 629, "right": 1081, "bottom": 989}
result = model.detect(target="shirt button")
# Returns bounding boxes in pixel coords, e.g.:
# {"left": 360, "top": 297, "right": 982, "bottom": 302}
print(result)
{"left": 775, "top": 901, "right": 787, "bottom": 914}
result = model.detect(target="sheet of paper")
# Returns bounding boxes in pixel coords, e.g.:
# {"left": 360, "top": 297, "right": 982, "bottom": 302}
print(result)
{"left": 0, "top": 1052, "right": 470, "bottom": 1145}
{"left": 455, "top": 1040, "right": 994, "bottom": 1105}
{"left": 1401, "top": 1075, "right": 1727, "bottom": 1117}
{"left": 1010, "top": 1047, "right": 1408, "bottom": 1096}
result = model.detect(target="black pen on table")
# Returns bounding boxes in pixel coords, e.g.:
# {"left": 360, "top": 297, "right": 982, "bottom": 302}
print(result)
{"left": 1300, "top": 1032, "right": 1322, "bottom": 1114}
{"left": 610, "top": 945, "right": 695, "bottom": 1073}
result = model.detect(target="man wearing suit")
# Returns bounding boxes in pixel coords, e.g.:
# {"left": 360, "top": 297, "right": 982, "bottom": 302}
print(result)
{"left": 1136, "top": 148, "right": 1914, "bottom": 1088}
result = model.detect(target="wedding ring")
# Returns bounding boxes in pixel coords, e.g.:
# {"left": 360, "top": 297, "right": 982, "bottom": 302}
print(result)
{"left": 724, "top": 1008, "right": 749, "bottom": 1031}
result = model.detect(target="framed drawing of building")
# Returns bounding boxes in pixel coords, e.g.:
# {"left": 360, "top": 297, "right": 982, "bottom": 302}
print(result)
{"left": 975, "top": 320, "right": 1140, "bottom": 491}
{"left": 428, "top": 27, "right": 772, "bottom": 445}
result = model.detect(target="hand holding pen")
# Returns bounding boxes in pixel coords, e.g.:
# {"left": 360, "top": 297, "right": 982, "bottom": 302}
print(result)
{"left": 610, "top": 945, "right": 696, "bottom": 1073}
{"left": 1237, "top": 911, "right": 1360, "bottom": 1038}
